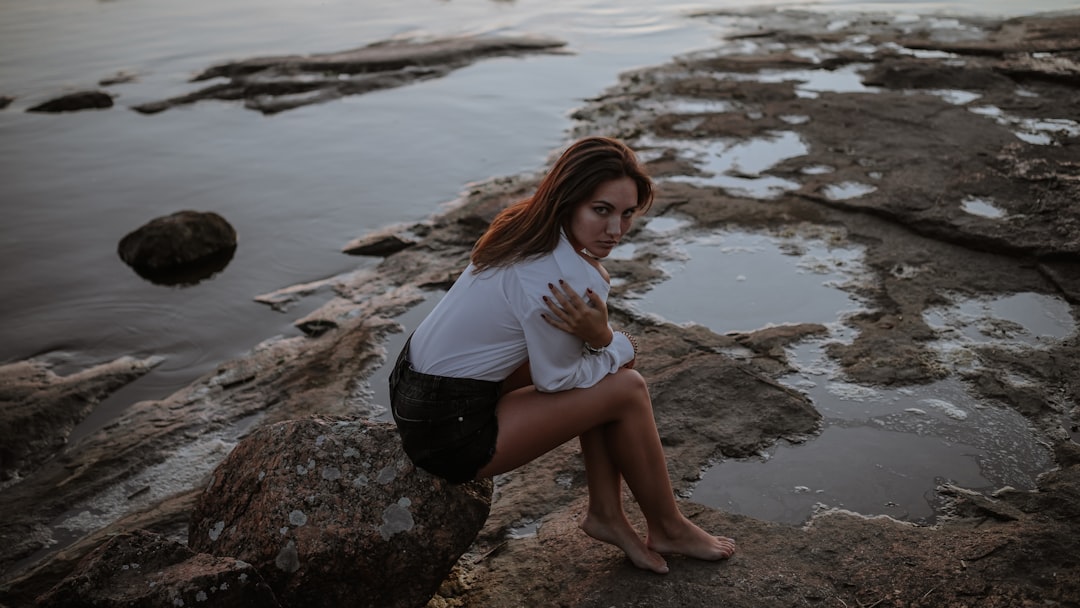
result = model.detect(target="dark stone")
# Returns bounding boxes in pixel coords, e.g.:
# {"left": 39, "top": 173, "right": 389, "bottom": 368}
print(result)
{"left": 189, "top": 418, "right": 492, "bottom": 608}
{"left": 35, "top": 530, "right": 279, "bottom": 607}
{"left": 117, "top": 210, "right": 237, "bottom": 285}
{"left": 342, "top": 232, "right": 415, "bottom": 256}
{"left": 27, "top": 90, "right": 114, "bottom": 113}
{"left": 0, "top": 96, "right": 13, "bottom": 110}
{"left": 133, "top": 35, "right": 566, "bottom": 114}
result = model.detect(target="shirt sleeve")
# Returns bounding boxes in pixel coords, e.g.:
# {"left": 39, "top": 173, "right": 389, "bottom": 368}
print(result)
{"left": 507, "top": 272, "right": 635, "bottom": 393}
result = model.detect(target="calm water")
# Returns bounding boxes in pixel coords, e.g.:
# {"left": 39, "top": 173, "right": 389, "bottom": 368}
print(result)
{"left": 1, "top": 0, "right": 1074, "bottom": 505}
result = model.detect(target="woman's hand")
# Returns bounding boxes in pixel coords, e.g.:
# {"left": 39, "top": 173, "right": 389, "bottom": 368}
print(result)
{"left": 541, "top": 280, "right": 613, "bottom": 348}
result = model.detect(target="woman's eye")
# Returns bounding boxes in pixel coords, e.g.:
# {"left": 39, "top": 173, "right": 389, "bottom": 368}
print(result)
{"left": 593, "top": 206, "right": 609, "bottom": 215}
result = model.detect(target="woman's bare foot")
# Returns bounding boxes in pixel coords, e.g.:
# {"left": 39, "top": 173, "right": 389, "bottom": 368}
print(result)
{"left": 646, "top": 515, "right": 736, "bottom": 560}
{"left": 580, "top": 513, "right": 669, "bottom": 574}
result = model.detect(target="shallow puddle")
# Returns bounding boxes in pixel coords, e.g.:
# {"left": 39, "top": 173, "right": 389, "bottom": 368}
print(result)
{"left": 628, "top": 228, "right": 864, "bottom": 333}
{"left": 694, "top": 345, "right": 1056, "bottom": 524}
{"left": 924, "top": 291, "right": 1076, "bottom": 348}
{"left": 961, "top": 196, "right": 1006, "bottom": 219}
{"left": 642, "top": 132, "right": 807, "bottom": 199}
{"left": 632, "top": 230, "right": 1066, "bottom": 524}
{"left": 968, "top": 105, "right": 1080, "bottom": 145}
{"left": 690, "top": 289, "right": 1070, "bottom": 524}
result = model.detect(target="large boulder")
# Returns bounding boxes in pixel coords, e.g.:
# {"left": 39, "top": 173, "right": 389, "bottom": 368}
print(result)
{"left": 189, "top": 418, "right": 492, "bottom": 608}
{"left": 117, "top": 210, "right": 237, "bottom": 285}
{"left": 35, "top": 529, "right": 279, "bottom": 607}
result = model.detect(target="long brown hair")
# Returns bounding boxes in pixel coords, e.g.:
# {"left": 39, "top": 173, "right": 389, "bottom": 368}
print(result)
{"left": 471, "top": 136, "right": 653, "bottom": 272}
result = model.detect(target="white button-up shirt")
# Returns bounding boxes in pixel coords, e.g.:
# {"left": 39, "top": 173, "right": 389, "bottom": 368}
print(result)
{"left": 408, "top": 231, "right": 635, "bottom": 392}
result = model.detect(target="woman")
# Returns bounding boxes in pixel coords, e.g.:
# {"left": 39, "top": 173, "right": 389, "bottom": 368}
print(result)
{"left": 390, "top": 136, "right": 735, "bottom": 574}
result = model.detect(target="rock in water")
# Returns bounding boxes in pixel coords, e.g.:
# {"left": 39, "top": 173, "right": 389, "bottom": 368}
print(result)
{"left": 27, "top": 90, "right": 113, "bottom": 113}
{"left": 189, "top": 418, "right": 492, "bottom": 608}
{"left": 117, "top": 210, "right": 237, "bottom": 285}
{"left": 35, "top": 530, "right": 279, "bottom": 607}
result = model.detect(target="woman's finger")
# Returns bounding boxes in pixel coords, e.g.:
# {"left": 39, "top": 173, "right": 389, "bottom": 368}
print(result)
{"left": 550, "top": 280, "right": 590, "bottom": 313}
{"left": 542, "top": 296, "right": 570, "bottom": 322}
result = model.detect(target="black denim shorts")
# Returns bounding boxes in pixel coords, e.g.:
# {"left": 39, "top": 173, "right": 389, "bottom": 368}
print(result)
{"left": 389, "top": 339, "right": 501, "bottom": 483}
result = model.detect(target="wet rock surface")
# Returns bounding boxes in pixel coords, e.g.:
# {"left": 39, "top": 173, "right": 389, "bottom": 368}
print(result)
{"left": 0, "top": 355, "right": 161, "bottom": 484}
{"left": 189, "top": 418, "right": 492, "bottom": 608}
{"left": 133, "top": 35, "right": 567, "bottom": 115}
{"left": 35, "top": 529, "right": 279, "bottom": 607}
{"left": 2, "top": 8, "right": 1079, "bottom": 608}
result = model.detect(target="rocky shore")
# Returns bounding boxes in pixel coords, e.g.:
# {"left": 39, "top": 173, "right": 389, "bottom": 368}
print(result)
{"left": 2, "top": 8, "right": 1079, "bottom": 607}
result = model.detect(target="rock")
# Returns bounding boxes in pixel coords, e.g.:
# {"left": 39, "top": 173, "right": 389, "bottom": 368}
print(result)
{"left": 117, "top": 210, "right": 237, "bottom": 285}
{"left": 35, "top": 529, "right": 279, "bottom": 607}
{"left": 0, "top": 96, "right": 13, "bottom": 110}
{"left": 133, "top": 35, "right": 567, "bottom": 114}
{"left": 342, "top": 231, "right": 416, "bottom": 256}
{"left": 188, "top": 418, "right": 492, "bottom": 608}
{"left": 0, "top": 355, "right": 161, "bottom": 482}
{"left": 99, "top": 71, "right": 138, "bottom": 86}
{"left": 27, "top": 90, "right": 113, "bottom": 113}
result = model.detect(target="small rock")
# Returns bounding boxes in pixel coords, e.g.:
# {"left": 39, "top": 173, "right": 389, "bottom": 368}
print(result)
{"left": 99, "top": 71, "right": 138, "bottom": 86}
{"left": 27, "top": 90, "right": 114, "bottom": 113}
{"left": 342, "top": 232, "right": 415, "bottom": 256}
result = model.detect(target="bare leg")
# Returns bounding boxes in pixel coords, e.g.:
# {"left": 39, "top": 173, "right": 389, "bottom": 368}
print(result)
{"left": 476, "top": 369, "right": 735, "bottom": 569}
{"left": 579, "top": 427, "right": 669, "bottom": 573}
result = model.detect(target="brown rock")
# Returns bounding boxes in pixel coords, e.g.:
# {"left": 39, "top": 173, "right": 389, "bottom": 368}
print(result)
{"left": 342, "top": 231, "right": 415, "bottom": 256}
{"left": 189, "top": 418, "right": 492, "bottom": 608}
{"left": 35, "top": 530, "right": 279, "bottom": 607}
{"left": 0, "top": 356, "right": 161, "bottom": 482}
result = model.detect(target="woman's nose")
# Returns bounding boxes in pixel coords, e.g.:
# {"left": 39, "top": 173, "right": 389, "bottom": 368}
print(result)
{"left": 607, "top": 216, "right": 622, "bottom": 235}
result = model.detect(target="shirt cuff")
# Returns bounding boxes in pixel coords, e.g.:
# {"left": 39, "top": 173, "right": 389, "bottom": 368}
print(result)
{"left": 607, "top": 331, "right": 635, "bottom": 368}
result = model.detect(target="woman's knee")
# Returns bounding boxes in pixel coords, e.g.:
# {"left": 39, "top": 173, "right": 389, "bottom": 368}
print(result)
{"left": 608, "top": 368, "right": 651, "bottom": 408}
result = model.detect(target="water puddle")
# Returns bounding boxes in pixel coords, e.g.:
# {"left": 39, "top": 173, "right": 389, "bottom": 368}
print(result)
{"left": 743, "top": 63, "right": 880, "bottom": 98}
{"left": 646, "top": 131, "right": 808, "bottom": 199}
{"left": 691, "top": 290, "right": 1069, "bottom": 525}
{"left": 694, "top": 344, "right": 1055, "bottom": 525}
{"left": 969, "top": 105, "right": 1080, "bottom": 145}
{"left": 630, "top": 228, "right": 865, "bottom": 335}
{"left": 822, "top": 181, "right": 877, "bottom": 201}
{"left": 960, "top": 196, "right": 1006, "bottom": 219}
{"left": 925, "top": 89, "right": 982, "bottom": 105}
{"left": 923, "top": 291, "right": 1075, "bottom": 349}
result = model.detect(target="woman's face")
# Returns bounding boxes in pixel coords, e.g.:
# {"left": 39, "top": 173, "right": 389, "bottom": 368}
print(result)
{"left": 566, "top": 176, "right": 639, "bottom": 259}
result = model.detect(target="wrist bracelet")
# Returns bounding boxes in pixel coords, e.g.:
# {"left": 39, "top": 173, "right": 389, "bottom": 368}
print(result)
{"left": 583, "top": 341, "right": 606, "bottom": 355}
{"left": 618, "top": 330, "right": 639, "bottom": 356}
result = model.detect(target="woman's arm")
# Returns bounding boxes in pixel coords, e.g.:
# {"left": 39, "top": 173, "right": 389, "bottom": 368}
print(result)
{"left": 541, "top": 281, "right": 636, "bottom": 370}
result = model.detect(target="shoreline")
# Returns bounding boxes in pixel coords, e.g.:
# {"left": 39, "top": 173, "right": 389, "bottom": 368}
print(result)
{"left": 2, "top": 7, "right": 1079, "bottom": 607}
